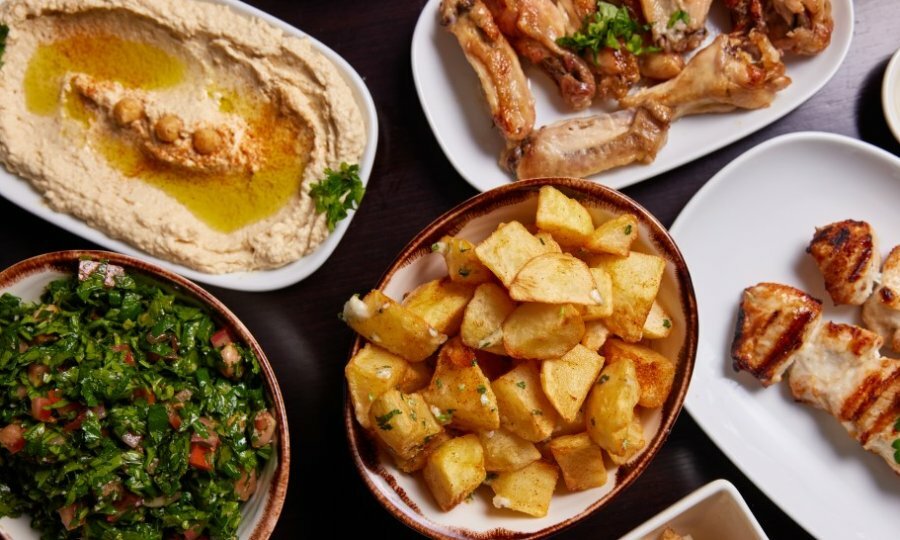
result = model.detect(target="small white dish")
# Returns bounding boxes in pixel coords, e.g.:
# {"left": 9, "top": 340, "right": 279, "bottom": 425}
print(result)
{"left": 411, "top": 0, "right": 853, "bottom": 193}
{"left": 0, "top": 0, "right": 379, "bottom": 292}
{"left": 670, "top": 132, "right": 900, "bottom": 540}
{"left": 883, "top": 47, "right": 900, "bottom": 143}
{"left": 619, "top": 479, "right": 767, "bottom": 540}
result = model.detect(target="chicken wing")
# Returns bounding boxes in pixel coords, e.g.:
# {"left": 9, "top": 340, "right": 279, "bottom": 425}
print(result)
{"left": 619, "top": 30, "right": 790, "bottom": 119}
{"left": 502, "top": 101, "right": 671, "bottom": 179}
{"left": 863, "top": 246, "right": 900, "bottom": 353}
{"left": 724, "top": 0, "right": 766, "bottom": 33}
{"left": 766, "top": 0, "right": 833, "bottom": 56}
{"left": 732, "top": 282, "right": 823, "bottom": 386}
{"left": 807, "top": 219, "right": 880, "bottom": 306}
{"left": 440, "top": 0, "right": 536, "bottom": 143}
{"left": 640, "top": 0, "right": 714, "bottom": 52}
{"left": 484, "top": 0, "right": 596, "bottom": 110}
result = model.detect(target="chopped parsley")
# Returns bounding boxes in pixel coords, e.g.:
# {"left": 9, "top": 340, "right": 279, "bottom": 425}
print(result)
{"left": 457, "top": 384, "right": 466, "bottom": 391}
{"left": 532, "top": 409, "right": 543, "bottom": 416}
{"left": 309, "top": 162, "right": 365, "bottom": 232}
{"left": 435, "top": 409, "right": 455, "bottom": 424}
{"left": 458, "top": 267, "right": 471, "bottom": 278}
{"left": 375, "top": 409, "right": 402, "bottom": 431}
{"left": 556, "top": 2, "right": 659, "bottom": 59}
{"left": 662, "top": 319, "right": 672, "bottom": 329}
{"left": 667, "top": 9, "right": 690, "bottom": 29}
{"left": 624, "top": 224, "right": 633, "bottom": 235}
{"left": 435, "top": 379, "right": 443, "bottom": 389}
{"left": 477, "top": 385, "right": 487, "bottom": 395}
{"left": 516, "top": 381, "right": 526, "bottom": 389}
{"left": 471, "top": 358, "right": 478, "bottom": 366}
{"left": 597, "top": 374, "right": 610, "bottom": 385}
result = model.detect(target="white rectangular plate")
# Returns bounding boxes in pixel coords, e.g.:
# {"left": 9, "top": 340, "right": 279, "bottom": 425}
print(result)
{"left": 412, "top": 0, "right": 852, "bottom": 193}
{"left": 0, "top": 0, "right": 378, "bottom": 292}
{"left": 669, "top": 132, "right": 900, "bottom": 540}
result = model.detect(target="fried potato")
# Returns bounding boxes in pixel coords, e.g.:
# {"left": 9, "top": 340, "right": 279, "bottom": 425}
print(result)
{"left": 502, "top": 303, "right": 584, "bottom": 360}
{"left": 490, "top": 460, "right": 559, "bottom": 517}
{"left": 402, "top": 278, "right": 475, "bottom": 335}
{"left": 423, "top": 434, "right": 486, "bottom": 511}
{"left": 580, "top": 267, "right": 614, "bottom": 320}
{"left": 369, "top": 390, "right": 444, "bottom": 461}
{"left": 541, "top": 344, "right": 605, "bottom": 422}
{"left": 398, "top": 359, "right": 434, "bottom": 394}
{"left": 388, "top": 430, "right": 451, "bottom": 473}
{"left": 585, "top": 214, "right": 639, "bottom": 256}
{"left": 585, "top": 360, "right": 640, "bottom": 455}
{"left": 602, "top": 338, "right": 675, "bottom": 408}
{"left": 592, "top": 252, "right": 666, "bottom": 342}
{"left": 548, "top": 433, "right": 608, "bottom": 491}
{"left": 606, "top": 416, "right": 646, "bottom": 466}
{"left": 421, "top": 338, "right": 500, "bottom": 431}
{"left": 509, "top": 253, "right": 601, "bottom": 305}
{"left": 345, "top": 344, "right": 409, "bottom": 428}
{"left": 343, "top": 290, "right": 447, "bottom": 362}
{"left": 535, "top": 185, "right": 594, "bottom": 246}
{"left": 475, "top": 221, "right": 554, "bottom": 287}
{"left": 434, "top": 236, "right": 493, "bottom": 285}
{"left": 492, "top": 362, "right": 559, "bottom": 442}
{"left": 478, "top": 428, "right": 542, "bottom": 472}
{"left": 460, "top": 283, "right": 517, "bottom": 354}
{"left": 642, "top": 300, "right": 673, "bottom": 339}
{"left": 581, "top": 320, "right": 610, "bottom": 352}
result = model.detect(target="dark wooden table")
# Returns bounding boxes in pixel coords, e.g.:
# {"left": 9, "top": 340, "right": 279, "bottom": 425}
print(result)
{"left": 2, "top": 1, "right": 898, "bottom": 538}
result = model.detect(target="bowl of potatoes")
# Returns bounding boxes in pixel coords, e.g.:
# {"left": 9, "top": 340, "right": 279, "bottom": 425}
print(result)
{"left": 341, "top": 177, "right": 697, "bottom": 538}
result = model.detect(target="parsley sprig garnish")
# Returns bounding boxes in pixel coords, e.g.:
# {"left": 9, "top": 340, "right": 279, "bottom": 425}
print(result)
{"left": 375, "top": 409, "right": 402, "bottom": 431}
{"left": 309, "top": 162, "right": 364, "bottom": 232}
{"left": 667, "top": 9, "right": 690, "bottom": 29}
{"left": 556, "top": 2, "right": 658, "bottom": 59}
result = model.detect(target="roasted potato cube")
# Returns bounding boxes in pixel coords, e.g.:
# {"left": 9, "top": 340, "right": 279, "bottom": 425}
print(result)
{"left": 398, "top": 359, "right": 434, "bottom": 393}
{"left": 581, "top": 320, "right": 610, "bottom": 352}
{"left": 461, "top": 283, "right": 517, "bottom": 354}
{"left": 584, "top": 360, "right": 640, "bottom": 454}
{"left": 580, "top": 267, "right": 614, "bottom": 320}
{"left": 423, "top": 434, "right": 486, "bottom": 511}
{"left": 478, "top": 428, "right": 541, "bottom": 472}
{"left": 422, "top": 338, "right": 500, "bottom": 431}
{"left": 492, "top": 362, "right": 559, "bottom": 442}
{"left": 548, "top": 432, "right": 608, "bottom": 491}
{"left": 541, "top": 344, "right": 605, "bottom": 422}
{"left": 475, "top": 221, "right": 553, "bottom": 287}
{"left": 602, "top": 338, "right": 675, "bottom": 408}
{"left": 402, "top": 278, "right": 475, "bottom": 335}
{"left": 434, "top": 236, "right": 493, "bottom": 285}
{"left": 388, "top": 430, "right": 451, "bottom": 473}
{"left": 369, "top": 390, "right": 443, "bottom": 461}
{"left": 502, "top": 303, "right": 584, "bottom": 360}
{"left": 585, "top": 214, "right": 639, "bottom": 256}
{"left": 534, "top": 231, "right": 562, "bottom": 253}
{"left": 535, "top": 185, "right": 594, "bottom": 246}
{"left": 606, "top": 416, "right": 646, "bottom": 465}
{"left": 345, "top": 344, "right": 408, "bottom": 428}
{"left": 509, "top": 253, "right": 602, "bottom": 306}
{"left": 490, "top": 460, "right": 559, "bottom": 517}
{"left": 343, "top": 290, "right": 447, "bottom": 362}
{"left": 642, "top": 300, "right": 673, "bottom": 339}
{"left": 592, "top": 252, "right": 666, "bottom": 342}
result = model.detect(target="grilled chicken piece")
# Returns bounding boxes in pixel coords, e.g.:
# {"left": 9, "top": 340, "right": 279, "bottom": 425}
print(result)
{"left": 640, "top": 0, "right": 714, "bottom": 52}
{"left": 484, "top": 0, "right": 596, "bottom": 110}
{"left": 502, "top": 102, "right": 671, "bottom": 179}
{"left": 619, "top": 31, "right": 790, "bottom": 120}
{"left": 789, "top": 322, "right": 900, "bottom": 475}
{"left": 766, "top": 0, "right": 833, "bottom": 56}
{"left": 638, "top": 51, "right": 685, "bottom": 81}
{"left": 863, "top": 246, "right": 900, "bottom": 353}
{"left": 807, "top": 219, "right": 880, "bottom": 306}
{"left": 732, "top": 283, "right": 823, "bottom": 386}
{"left": 440, "top": 0, "right": 536, "bottom": 143}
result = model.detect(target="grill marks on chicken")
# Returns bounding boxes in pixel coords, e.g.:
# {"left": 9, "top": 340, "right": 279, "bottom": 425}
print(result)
{"left": 440, "top": 0, "right": 536, "bottom": 143}
{"left": 807, "top": 219, "right": 880, "bottom": 306}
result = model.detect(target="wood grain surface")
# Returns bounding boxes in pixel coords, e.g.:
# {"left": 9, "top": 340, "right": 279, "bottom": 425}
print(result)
{"left": 0, "top": 1, "right": 897, "bottom": 538}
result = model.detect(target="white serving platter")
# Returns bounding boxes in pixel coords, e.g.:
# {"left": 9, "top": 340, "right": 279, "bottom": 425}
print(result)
{"left": 411, "top": 0, "right": 853, "bottom": 193}
{"left": 0, "top": 0, "right": 378, "bottom": 292}
{"left": 670, "top": 132, "right": 900, "bottom": 540}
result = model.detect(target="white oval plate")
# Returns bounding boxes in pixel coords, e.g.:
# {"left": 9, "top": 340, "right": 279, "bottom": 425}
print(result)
{"left": 411, "top": 0, "right": 853, "bottom": 193}
{"left": 0, "top": 0, "right": 378, "bottom": 292}
{"left": 670, "top": 132, "right": 900, "bottom": 540}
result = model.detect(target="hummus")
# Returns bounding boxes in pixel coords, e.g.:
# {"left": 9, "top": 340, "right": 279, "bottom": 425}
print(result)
{"left": 0, "top": 0, "right": 366, "bottom": 273}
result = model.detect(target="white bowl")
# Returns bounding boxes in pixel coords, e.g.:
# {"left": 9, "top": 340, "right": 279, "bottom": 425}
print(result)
{"left": 883, "top": 47, "right": 900, "bottom": 143}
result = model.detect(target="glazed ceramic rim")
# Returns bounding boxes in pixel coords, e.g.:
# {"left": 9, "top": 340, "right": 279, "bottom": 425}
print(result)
{"left": 0, "top": 250, "right": 290, "bottom": 540}
{"left": 343, "top": 177, "right": 698, "bottom": 539}
{"left": 882, "top": 47, "right": 900, "bottom": 144}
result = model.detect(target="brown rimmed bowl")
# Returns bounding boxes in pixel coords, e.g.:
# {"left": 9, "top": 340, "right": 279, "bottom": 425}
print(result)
{"left": 344, "top": 178, "right": 698, "bottom": 539}
{"left": 0, "top": 250, "right": 289, "bottom": 540}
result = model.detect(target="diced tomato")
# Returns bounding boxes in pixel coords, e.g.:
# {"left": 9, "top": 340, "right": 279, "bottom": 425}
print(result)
{"left": 189, "top": 443, "right": 214, "bottom": 471}
{"left": 133, "top": 387, "right": 156, "bottom": 404}
{"left": 0, "top": 424, "right": 25, "bottom": 454}
{"left": 106, "top": 492, "right": 142, "bottom": 523}
{"left": 58, "top": 504, "right": 80, "bottom": 531}
{"left": 182, "top": 527, "right": 206, "bottom": 540}
{"left": 190, "top": 417, "right": 219, "bottom": 449}
{"left": 31, "top": 389, "right": 62, "bottom": 423}
{"left": 63, "top": 411, "right": 87, "bottom": 433}
{"left": 210, "top": 328, "right": 233, "bottom": 349}
{"left": 111, "top": 343, "right": 135, "bottom": 366}
{"left": 167, "top": 406, "right": 182, "bottom": 430}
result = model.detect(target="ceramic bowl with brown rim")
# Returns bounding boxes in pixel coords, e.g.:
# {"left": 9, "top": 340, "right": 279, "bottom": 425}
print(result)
{"left": 0, "top": 250, "right": 289, "bottom": 540}
{"left": 344, "top": 178, "right": 698, "bottom": 538}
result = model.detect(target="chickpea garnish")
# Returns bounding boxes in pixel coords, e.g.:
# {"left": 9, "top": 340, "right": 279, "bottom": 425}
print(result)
{"left": 154, "top": 114, "right": 183, "bottom": 143}
{"left": 112, "top": 98, "right": 143, "bottom": 126}
{"left": 192, "top": 127, "right": 223, "bottom": 155}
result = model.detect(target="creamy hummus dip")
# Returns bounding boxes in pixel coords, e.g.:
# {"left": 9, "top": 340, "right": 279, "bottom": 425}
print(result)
{"left": 0, "top": 0, "right": 366, "bottom": 273}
